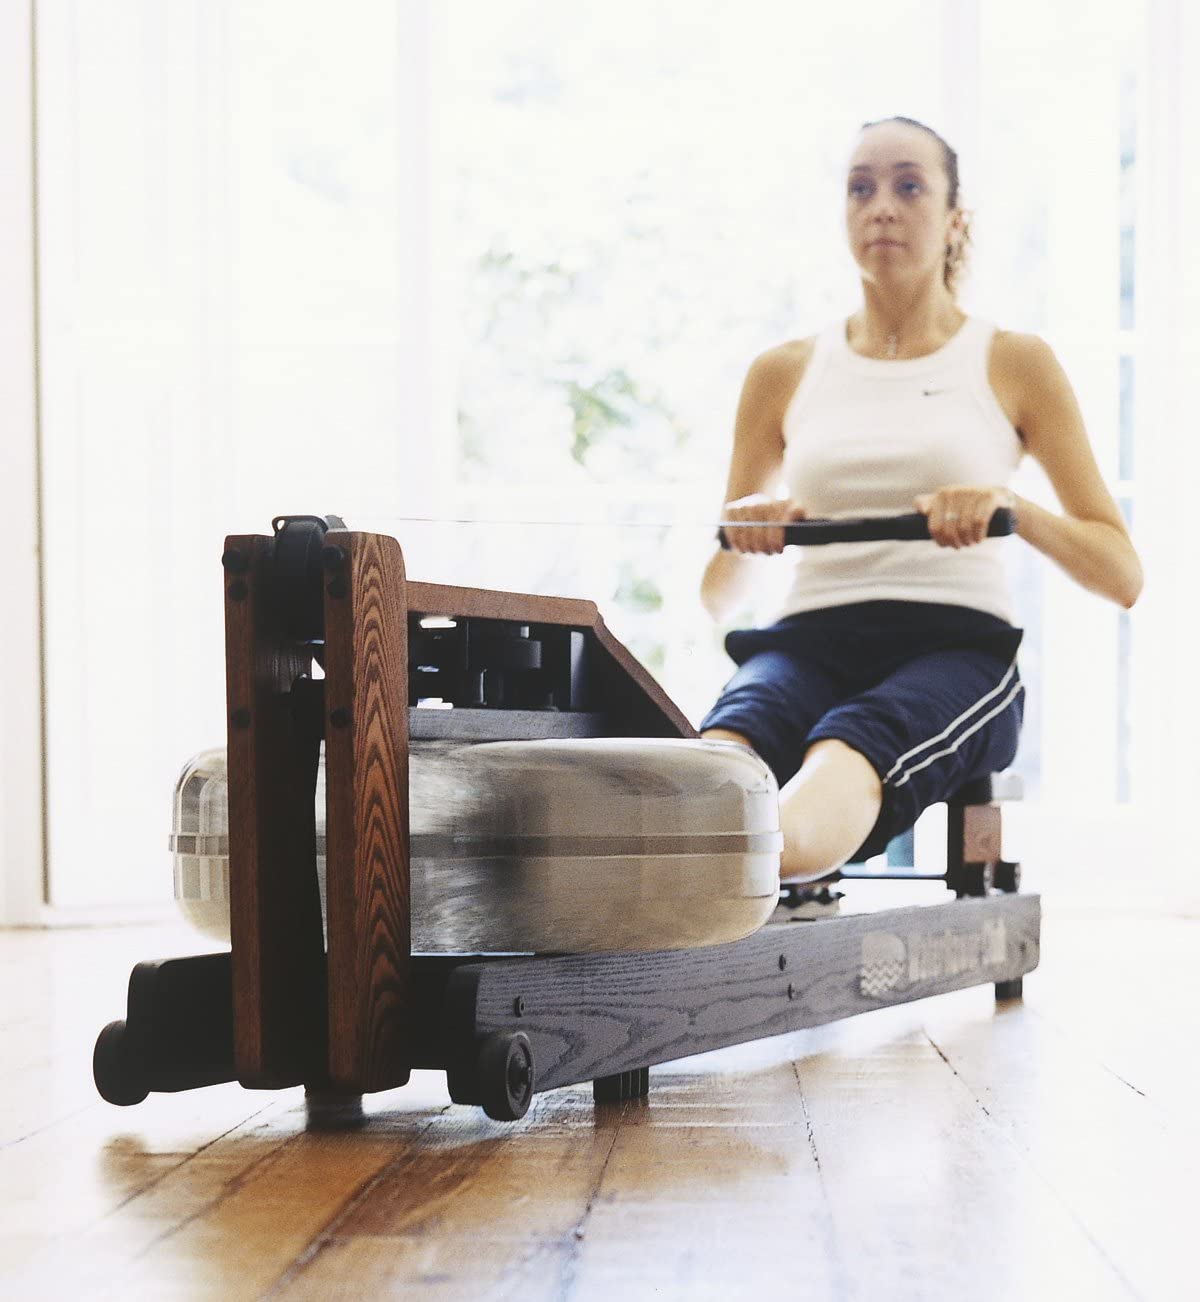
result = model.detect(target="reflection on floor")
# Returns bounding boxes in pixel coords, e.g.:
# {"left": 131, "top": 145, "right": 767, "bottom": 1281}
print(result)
{"left": 1, "top": 907, "right": 1195, "bottom": 1301}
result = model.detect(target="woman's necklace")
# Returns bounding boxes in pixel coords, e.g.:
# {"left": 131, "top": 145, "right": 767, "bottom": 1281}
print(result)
{"left": 886, "top": 332, "right": 899, "bottom": 359}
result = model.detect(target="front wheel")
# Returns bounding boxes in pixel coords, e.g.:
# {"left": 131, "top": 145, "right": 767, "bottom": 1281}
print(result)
{"left": 477, "top": 1031, "right": 534, "bottom": 1122}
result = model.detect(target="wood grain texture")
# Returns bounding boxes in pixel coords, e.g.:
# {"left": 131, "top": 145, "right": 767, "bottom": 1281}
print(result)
{"left": 11, "top": 915, "right": 1200, "bottom": 1300}
{"left": 447, "top": 894, "right": 1041, "bottom": 1098}
{"left": 322, "top": 530, "right": 412, "bottom": 1093}
{"left": 947, "top": 801, "right": 1003, "bottom": 867}
{"left": 786, "top": 1012, "right": 1139, "bottom": 1302}
{"left": 922, "top": 997, "right": 1191, "bottom": 1301}
{"left": 588, "top": 618, "right": 697, "bottom": 739}
{"left": 223, "top": 533, "right": 326, "bottom": 1088}
{"left": 963, "top": 803, "right": 1002, "bottom": 861}
{"left": 406, "top": 577, "right": 694, "bottom": 738}
{"left": 406, "top": 580, "right": 599, "bottom": 627}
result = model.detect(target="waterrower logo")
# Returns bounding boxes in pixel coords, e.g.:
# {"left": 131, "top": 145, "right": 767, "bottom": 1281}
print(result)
{"left": 859, "top": 920, "right": 1008, "bottom": 998}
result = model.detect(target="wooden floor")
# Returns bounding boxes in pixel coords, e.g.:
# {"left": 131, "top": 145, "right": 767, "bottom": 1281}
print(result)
{"left": 1, "top": 906, "right": 1196, "bottom": 1301}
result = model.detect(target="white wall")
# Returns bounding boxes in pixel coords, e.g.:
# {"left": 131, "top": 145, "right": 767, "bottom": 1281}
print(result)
{"left": 1129, "top": 0, "right": 1200, "bottom": 910}
{"left": 0, "top": 0, "right": 45, "bottom": 925}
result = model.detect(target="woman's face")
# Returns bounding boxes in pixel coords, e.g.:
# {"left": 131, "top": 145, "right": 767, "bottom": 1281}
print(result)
{"left": 845, "top": 122, "right": 961, "bottom": 289}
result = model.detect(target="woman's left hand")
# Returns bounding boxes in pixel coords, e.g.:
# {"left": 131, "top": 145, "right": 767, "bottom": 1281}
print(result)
{"left": 913, "top": 485, "right": 1017, "bottom": 549}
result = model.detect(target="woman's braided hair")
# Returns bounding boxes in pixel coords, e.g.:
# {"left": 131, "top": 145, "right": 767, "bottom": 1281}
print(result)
{"left": 860, "top": 115, "right": 972, "bottom": 296}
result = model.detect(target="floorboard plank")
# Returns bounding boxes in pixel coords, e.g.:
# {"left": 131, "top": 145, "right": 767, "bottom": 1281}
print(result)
{"left": 923, "top": 985, "right": 1193, "bottom": 1300}
{"left": 275, "top": 1090, "right": 622, "bottom": 1297}
{"left": 790, "top": 1015, "right": 1138, "bottom": 1302}
{"left": 2, "top": 913, "right": 1197, "bottom": 1300}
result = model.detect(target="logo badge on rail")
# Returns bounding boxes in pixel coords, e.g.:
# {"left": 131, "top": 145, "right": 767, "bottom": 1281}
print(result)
{"left": 858, "top": 920, "right": 1008, "bottom": 998}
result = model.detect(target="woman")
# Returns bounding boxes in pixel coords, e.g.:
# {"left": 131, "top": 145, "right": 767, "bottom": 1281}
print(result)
{"left": 698, "top": 115, "right": 1143, "bottom": 891}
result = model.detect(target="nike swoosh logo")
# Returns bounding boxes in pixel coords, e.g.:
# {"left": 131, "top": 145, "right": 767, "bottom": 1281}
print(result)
{"left": 922, "top": 387, "right": 952, "bottom": 397}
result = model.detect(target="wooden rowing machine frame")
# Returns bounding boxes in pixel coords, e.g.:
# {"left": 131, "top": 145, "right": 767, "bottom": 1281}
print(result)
{"left": 92, "top": 514, "right": 1040, "bottom": 1123}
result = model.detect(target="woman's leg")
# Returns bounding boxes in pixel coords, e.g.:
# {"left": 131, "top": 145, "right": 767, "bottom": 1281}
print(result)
{"left": 776, "top": 739, "right": 883, "bottom": 881}
{"left": 800, "top": 647, "right": 1024, "bottom": 875}
{"left": 700, "top": 647, "right": 861, "bottom": 879}
{"left": 701, "top": 728, "right": 882, "bottom": 881}
{"left": 703, "top": 641, "right": 1024, "bottom": 887}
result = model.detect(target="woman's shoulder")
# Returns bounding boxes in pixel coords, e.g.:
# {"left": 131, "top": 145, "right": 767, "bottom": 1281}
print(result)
{"left": 748, "top": 334, "right": 820, "bottom": 393}
{"left": 985, "top": 327, "right": 1066, "bottom": 429}
{"left": 987, "top": 325, "right": 1060, "bottom": 374}
{"left": 760, "top": 334, "right": 819, "bottom": 368}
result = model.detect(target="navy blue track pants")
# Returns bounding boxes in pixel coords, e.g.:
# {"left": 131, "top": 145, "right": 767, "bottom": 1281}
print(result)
{"left": 699, "top": 601, "right": 1025, "bottom": 861}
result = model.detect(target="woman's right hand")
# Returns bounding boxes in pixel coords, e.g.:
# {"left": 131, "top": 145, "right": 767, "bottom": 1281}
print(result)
{"left": 719, "top": 495, "right": 807, "bottom": 554}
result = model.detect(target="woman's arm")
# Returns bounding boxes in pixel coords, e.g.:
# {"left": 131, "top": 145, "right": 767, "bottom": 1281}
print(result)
{"left": 699, "top": 342, "right": 809, "bottom": 622}
{"left": 1002, "top": 332, "right": 1143, "bottom": 609}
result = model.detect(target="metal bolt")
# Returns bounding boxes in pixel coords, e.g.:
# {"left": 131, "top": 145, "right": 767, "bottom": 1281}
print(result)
{"left": 221, "top": 548, "right": 249, "bottom": 574}
{"left": 321, "top": 545, "right": 346, "bottom": 571}
{"left": 330, "top": 706, "right": 351, "bottom": 729}
{"left": 228, "top": 579, "right": 248, "bottom": 601}
{"left": 513, "top": 996, "right": 525, "bottom": 1017}
{"left": 778, "top": 955, "right": 788, "bottom": 971}
{"left": 230, "top": 707, "right": 251, "bottom": 729}
{"left": 326, "top": 576, "right": 348, "bottom": 599}
{"left": 787, "top": 983, "right": 797, "bottom": 1001}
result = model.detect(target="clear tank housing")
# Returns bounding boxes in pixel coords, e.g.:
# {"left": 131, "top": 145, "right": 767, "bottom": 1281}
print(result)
{"left": 171, "top": 737, "right": 782, "bottom": 953}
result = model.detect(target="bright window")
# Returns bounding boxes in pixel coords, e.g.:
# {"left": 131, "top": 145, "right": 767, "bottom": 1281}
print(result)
{"left": 32, "top": 0, "right": 1155, "bottom": 907}
{"left": 431, "top": 0, "right": 1146, "bottom": 820}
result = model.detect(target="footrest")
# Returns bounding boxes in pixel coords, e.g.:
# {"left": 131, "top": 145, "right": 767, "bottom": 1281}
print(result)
{"left": 773, "top": 883, "right": 844, "bottom": 921}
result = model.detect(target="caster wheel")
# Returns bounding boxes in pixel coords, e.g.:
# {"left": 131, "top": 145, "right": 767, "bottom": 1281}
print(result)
{"left": 594, "top": 1067, "right": 650, "bottom": 1104}
{"left": 93, "top": 1020, "right": 149, "bottom": 1106}
{"left": 995, "top": 978, "right": 1024, "bottom": 1001}
{"left": 478, "top": 1031, "right": 534, "bottom": 1121}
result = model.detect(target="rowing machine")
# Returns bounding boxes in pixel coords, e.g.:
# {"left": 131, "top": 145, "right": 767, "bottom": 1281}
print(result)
{"left": 93, "top": 511, "right": 1038, "bottom": 1122}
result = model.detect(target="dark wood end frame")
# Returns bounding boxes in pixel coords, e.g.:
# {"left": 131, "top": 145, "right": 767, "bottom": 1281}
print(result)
{"left": 222, "top": 524, "right": 696, "bottom": 1094}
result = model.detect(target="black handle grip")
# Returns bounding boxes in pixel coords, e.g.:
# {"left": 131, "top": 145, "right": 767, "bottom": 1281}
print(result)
{"left": 717, "top": 507, "right": 1016, "bottom": 550}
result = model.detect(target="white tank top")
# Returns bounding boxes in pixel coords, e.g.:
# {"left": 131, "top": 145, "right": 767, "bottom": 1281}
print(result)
{"left": 776, "top": 315, "right": 1024, "bottom": 624}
